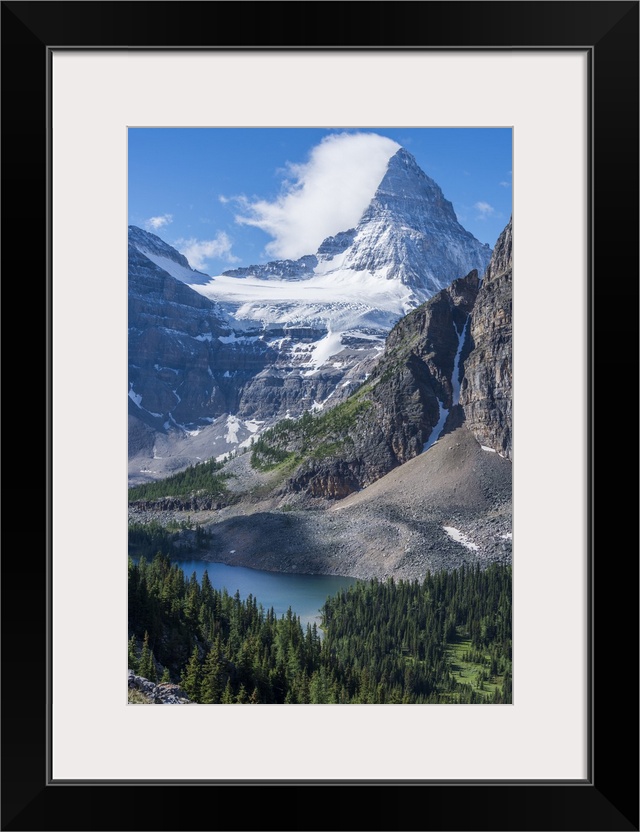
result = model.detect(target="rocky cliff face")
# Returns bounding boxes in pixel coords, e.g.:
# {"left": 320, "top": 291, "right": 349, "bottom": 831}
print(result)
{"left": 128, "top": 237, "right": 275, "bottom": 429}
{"left": 459, "top": 218, "right": 512, "bottom": 458}
{"left": 259, "top": 270, "right": 481, "bottom": 499}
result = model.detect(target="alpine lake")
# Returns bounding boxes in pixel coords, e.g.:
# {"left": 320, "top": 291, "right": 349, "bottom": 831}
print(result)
{"left": 166, "top": 559, "right": 357, "bottom": 631}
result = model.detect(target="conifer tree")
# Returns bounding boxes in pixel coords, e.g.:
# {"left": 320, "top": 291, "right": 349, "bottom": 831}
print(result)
{"left": 128, "top": 635, "right": 139, "bottom": 672}
{"left": 200, "top": 641, "right": 223, "bottom": 704}
{"left": 221, "top": 679, "right": 235, "bottom": 704}
{"left": 138, "top": 631, "right": 156, "bottom": 681}
{"left": 180, "top": 646, "right": 202, "bottom": 702}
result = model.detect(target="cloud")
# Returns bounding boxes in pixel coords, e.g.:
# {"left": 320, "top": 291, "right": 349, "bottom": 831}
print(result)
{"left": 499, "top": 181, "right": 511, "bottom": 188}
{"left": 174, "top": 233, "right": 239, "bottom": 271}
{"left": 474, "top": 201, "right": 495, "bottom": 219}
{"left": 144, "top": 214, "right": 173, "bottom": 231}
{"left": 234, "top": 132, "right": 400, "bottom": 259}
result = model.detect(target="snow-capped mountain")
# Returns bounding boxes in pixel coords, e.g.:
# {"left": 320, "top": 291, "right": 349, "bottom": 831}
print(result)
{"left": 128, "top": 147, "right": 493, "bottom": 482}
{"left": 330, "top": 147, "right": 491, "bottom": 291}
{"left": 219, "top": 148, "right": 490, "bottom": 293}
{"left": 190, "top": 149, "right": 491, "bottom": 340}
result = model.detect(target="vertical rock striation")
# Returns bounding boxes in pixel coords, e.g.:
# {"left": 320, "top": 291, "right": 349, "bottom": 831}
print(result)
{"left": 460, "top": 218, "right": 512, "bottom": 458}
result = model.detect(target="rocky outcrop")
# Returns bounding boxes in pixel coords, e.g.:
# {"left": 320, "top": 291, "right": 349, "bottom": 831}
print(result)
{"left": 128, "top": 670, "right": 191, "bottom": 704}
{"left": 460, "top": 218, "right": 512, "bottom": 458}
{"left": 222, "top": 254, "right": 318, "bottom": 281}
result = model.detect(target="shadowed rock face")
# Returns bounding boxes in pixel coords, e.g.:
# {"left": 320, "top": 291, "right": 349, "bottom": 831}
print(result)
{"left": 128, "top": 240, "right": 278, "bottom": 429}
{"left": 460, "top": 218, "right": 512, "bottom": 459}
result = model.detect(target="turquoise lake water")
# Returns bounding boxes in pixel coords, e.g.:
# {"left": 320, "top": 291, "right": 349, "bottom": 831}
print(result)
{"left": 165, "top": 558, "right": 357, "bottom": 630}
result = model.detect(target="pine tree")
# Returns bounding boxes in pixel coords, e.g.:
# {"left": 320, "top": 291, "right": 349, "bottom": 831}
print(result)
{"left": 180, "top": 646, "right": 202, "bottom": 702}
{"left": 200, "top": 641, "right": 223, "bottom": 704}
{"left": 128, "top": 634, "right": 139, "bottom": 672}
{"left": 138, "top": 631, "right": 156, "bottom": 681}
{"left": 221, "top": 679, "right": 235, "bottom": 704}
{"left": 160, "top": 667, "right": 171, "bottom": 684}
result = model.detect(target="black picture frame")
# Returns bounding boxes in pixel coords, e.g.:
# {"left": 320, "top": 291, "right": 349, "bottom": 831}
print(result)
{"left": 2, "top": 2, "right": 638, "bottom": 830}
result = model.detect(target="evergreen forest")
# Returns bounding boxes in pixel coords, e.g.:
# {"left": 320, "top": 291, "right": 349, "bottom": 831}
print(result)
{"left": 129, "top": 552, "right": 512, "bottom": 704}
{"left": 128, "top": 459, "right": 229, "bottom": 502}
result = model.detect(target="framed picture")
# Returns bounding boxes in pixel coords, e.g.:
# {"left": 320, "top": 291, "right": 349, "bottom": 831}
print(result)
{"left": 3, "top": 2, "right": 637, "bottom": 830}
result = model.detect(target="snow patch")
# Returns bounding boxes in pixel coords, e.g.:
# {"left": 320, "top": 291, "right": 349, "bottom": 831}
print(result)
{"left": 218, "top": 332, "right": 261, "bottom": 344}
{"left": 443, "top": 526, "right": 479, "bottom": 552}
{"left": 302, "top": 330, "right": 345, "bottom": 375}
{"left": 139, "top": 251, "right": 206, "bottom": 284}
{"left": 128, "top": 386, "right": 143, "bottom": 407}
{"left": 500, "top": 532, "right": 512, "bottom": 540}
{"left": 481, "top": 445, "right": 497, "bottom": 453}
{"left": 128, "top": 385, "right": 162, "bottom": 417}
{"left": 225, "top": 415, "right": 241, "bottom": 444}
{"left": 451, "top": 317, "right": 469, "bottom": 406}
{"left": 423, "top": 401, "right": 449, "bottom": 453}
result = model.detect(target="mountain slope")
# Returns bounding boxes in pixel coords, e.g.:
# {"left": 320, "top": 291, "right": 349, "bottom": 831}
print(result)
{"left": 249, "top": 270, "right": 480, "bottom": 499}
{"left": 132, "top": 424, "right": 511, "bottom": 581}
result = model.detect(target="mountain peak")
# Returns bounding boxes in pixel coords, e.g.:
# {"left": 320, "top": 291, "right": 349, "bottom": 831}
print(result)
{"left": 365, "top": 147, "right": 458, "bottom": 223}
{"left": 341, "top": 148, "right": 491, "bottom": 295}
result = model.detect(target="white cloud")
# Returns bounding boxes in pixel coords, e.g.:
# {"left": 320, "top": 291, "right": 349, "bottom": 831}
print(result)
{"left": 144, "top": 214, "right": 173, "bottom": 231}
{"left": 174, "top": 233, "right": 239, "bottom": 271}
{"left": 234, "top": 132, "right": 400, "bottom": 259}
{"left": 499, "top": 181, "right": 511, "bottom": 188}
{"left": 474, "top": 201, "right": 495, "bottom": 219}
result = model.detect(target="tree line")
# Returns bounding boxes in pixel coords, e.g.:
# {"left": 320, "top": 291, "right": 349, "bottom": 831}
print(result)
{"left": 128, "top": 458, "right": 229, "bottom": 502}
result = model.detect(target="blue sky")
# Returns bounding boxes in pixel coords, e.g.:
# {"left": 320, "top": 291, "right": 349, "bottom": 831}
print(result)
{"left": 128, "top": 128, "right": 512, "bottom": 273}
